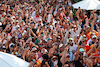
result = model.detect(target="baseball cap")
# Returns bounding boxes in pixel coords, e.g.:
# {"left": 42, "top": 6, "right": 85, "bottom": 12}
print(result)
{"left": 20, "top": 20, "right": 24, "bottom": 23}
{"left": 38, "top": 18, "right": 42, "bottom": 22}
{"left": 9, "top": 43, "right": 15, "bottom": 48}
{"left": 81, "top": 35, "right": 87, "bottom": 41}
{"left": 86, "top": 26, "right": 90, "bottom": 29}
{"left": 69, "top": 38, "right": 73, "bottom": 41}
{"left": 92, "top": 35, "right": 97, "bottom": 39}
{"left": 52, "top": 43, "right": 57, "bottom": 46}
{"left": 41, "top": 48, "right": 48, "bottom": 54}
{"left": 59, "top": 44, "right": 64, "bottom": 48}
{"left": 16, "top": 25, "right": 20, "bottom": 28}
{"left": 73, "top": 25, "right": 76, "bottom": 28}
{"left": 79, "top": 48, "right": 85, "bottom": 52}
{"left": 2, "top": 46, "right": 6, "bottom": 49}
{"left": 42, "top": 54, "right": 49, "bottom": 60}
{"left": 16, "top": 20, "right": 19, "bottom": 22}
{"left": 52, "top": 56, "right": 58, "bottom": 60}
{"left": 0, "top": 22, "right": 2, "bottom": 26}
{"left": 32, "top": 47, "right": 37, "bottom": 51}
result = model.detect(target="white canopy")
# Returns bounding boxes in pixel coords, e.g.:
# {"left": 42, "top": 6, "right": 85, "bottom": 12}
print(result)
{"left": 72, "top": 0, "right": 100, "bottom": 10}
{"left": 0, "top": 51, "right": 29, "bottom": 67}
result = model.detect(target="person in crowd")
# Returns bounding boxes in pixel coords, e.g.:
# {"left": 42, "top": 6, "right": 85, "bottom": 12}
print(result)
{"left": 0, "top": 0, "right": 100, "bottom": 67}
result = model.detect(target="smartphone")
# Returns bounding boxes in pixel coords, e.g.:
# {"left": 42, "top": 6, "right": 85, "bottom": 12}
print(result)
{"left": 27, "top": 28, "right": 30, "bottom": 31}
{"left": 16, "top": 28, "right": 19, "bottom": 30}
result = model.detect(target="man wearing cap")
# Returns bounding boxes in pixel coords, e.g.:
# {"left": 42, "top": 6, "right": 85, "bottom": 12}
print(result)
{"left": 28, "top": 47, "right": 38, "bottom": 62}
{"left": 68, "top": 38, "right": 78, "bottom": 53}
{"left": 33, "top": 11, "right": 42, "bottom": 23}
{"left": 74, "top": 45, "right": 87, "bottom": 67}
{"left": 51, "top": 55, "right": 58, "bottom": 67}
{"left": 59, "top": 44, "right": 64, "bottom": 53}
{"left": 69, "top": 24, "right": 81, "bottom": 38}
{"left": 35, "top": 18, "right": 43, "bottom": 28}
{"left": 89, "top": 35, "right": 97, "bottom": 46}
{"left": 87, "top": 33, "right": 95, "bottom": 46}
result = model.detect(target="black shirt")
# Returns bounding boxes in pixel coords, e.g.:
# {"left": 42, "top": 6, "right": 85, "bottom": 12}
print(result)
{"left": 74, "top": 59, "right": 85, "bottom": 67}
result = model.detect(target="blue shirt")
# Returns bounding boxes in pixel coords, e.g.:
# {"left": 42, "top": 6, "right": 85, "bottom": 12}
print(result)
{"left": 67, "top": 51, "right": 74, "bottom": 61}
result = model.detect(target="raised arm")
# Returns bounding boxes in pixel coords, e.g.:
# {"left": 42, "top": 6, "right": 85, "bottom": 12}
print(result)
{"left": 60, "top": 47, "right": 68, "bottom": 64}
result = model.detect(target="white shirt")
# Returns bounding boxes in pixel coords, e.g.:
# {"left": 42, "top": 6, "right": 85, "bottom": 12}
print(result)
{"left": 87, "top": 38, "right": 92, "bottom": 46}
{"left": 69, "top": 26, "right": 81, "bottom": 38}
{"left": 32, "top": 11, "right": 36, "bottom": 17}
{"left": 47, "top": 14, "right": 52, "bottom": 23}
{"left": 69, "top": 44, "right": 78, "bottom": 52}
{"left": 12, "top": 26, "right": 16, "bottom": 31}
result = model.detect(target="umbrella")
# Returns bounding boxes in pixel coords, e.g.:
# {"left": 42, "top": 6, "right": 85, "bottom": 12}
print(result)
{"left": 0, "top": 51, "right": 29, "bottom": 67}
{"left": 72, "top": 0, "right": 100, "bottom": 10}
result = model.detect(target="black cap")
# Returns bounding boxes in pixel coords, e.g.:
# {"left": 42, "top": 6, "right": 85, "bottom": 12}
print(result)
{"left": 42, "top": 54, "right": 49, "bottom": 60}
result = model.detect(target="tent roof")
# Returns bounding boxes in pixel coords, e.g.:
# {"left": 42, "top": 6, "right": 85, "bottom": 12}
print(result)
{"left": 72, "top": 0, "right": 100, "bottom": 10}
{"left": 0, "top": 52, "right": 29, "bottom": 67}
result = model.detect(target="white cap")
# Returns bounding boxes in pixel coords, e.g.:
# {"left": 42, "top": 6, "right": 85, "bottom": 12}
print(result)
{"left": 17, "top": 10, "right": 20, "bottom": 12}
{"left": 59, "top": 44, "right": 64, "bottom": 48}
{"left": 52, "top": 42, "right": 57, "bottom": 46}
{"left": 86, "top": 26, "right": 90, "bottom": 29}
{"left": 16, "top": 20, "right": 19, "bottom": 22}
{"left": 69, "top": 38, "right": 73, "bottom": 41}
{"left": 59, "top": 8, "right": 62, "bottom": 10}
{"left": 22, "top": 5, "right": 25, "bottom": 7}
{"left": 32, "top": 47, "right": 37, "bottom": 51}
{"left": 2, "top": 46, "right": 6, "bottom": 49}
{"left": 92, "top": 35, "right": 97, "bottom": 39}
{"left": 59, "top": 0, "right": 62, "bottom": 2}
{"left": 83, "top": 35, "right": 86, "bottom": 38}
{"left": 41, "top": 49, "right": 48, "bottom": 53}
{"left": 9, "top": 43, "right": 15, "bottom": 48}
{"left": 52, "top": 56, "right": 58, "bottom": 59}
{"left": 73, "top": 25, "right": 76, "bottom": 28}
{"left": 0, "top": 22, "right": 2, "bottom": 26}
{"left": 12, "top": 16, "right": 15, "bottom": 19}
{"left": 38, "top": 18, "right": 42, "bottom": 22}
{"left": 16, "top": 25, "right": 20, "bottom": 28}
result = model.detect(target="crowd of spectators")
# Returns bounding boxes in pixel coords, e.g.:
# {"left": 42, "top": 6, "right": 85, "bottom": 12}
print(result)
{"left": 0, "top": 0, "right": 100, "bottom": 67}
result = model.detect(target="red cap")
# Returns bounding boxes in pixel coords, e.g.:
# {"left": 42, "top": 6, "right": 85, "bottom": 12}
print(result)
{"left": 40, "top": 46, "right": 43, "bottom": 50}
{"left": 94, "top": 54, "right": 99, "bottom": 57}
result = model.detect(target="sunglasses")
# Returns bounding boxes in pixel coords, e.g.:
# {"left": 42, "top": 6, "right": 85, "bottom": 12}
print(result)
{"left": 82, "top": 41, "right": 85, "bottom": 42}
{"left": 69, "top": 40, "right": 72, "bottom": 42}
{"left": 53, "top": 58, "right": 58, "bottom": 61}
{"left": 31, "top": 51, "right": 37, "bottom": 53}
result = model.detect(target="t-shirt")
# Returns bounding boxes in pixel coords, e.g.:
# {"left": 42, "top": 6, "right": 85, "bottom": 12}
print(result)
{"left": 69, "top": 44, "right": 78, "bottom": 52}
{"left": 41, "top": 59, "right": 53, "bottom": 67}
{"left": 69, "top": 26, "right": 81, "bottom": 38}
{"left": 74, "top": 59, "right": 85, "bottom": 67}
{"left": 32, "top": 28, "right": 37, "bottom": 35}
